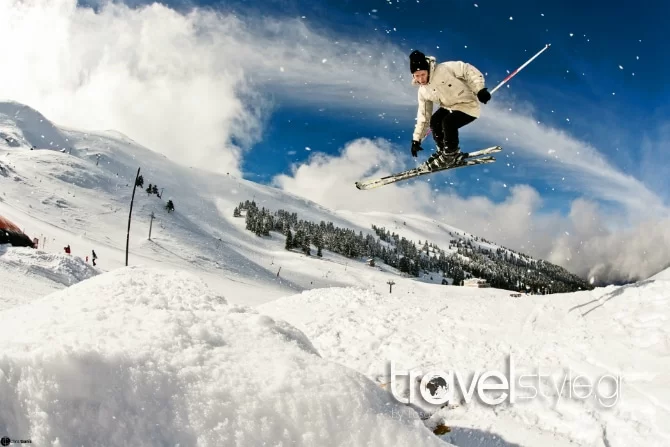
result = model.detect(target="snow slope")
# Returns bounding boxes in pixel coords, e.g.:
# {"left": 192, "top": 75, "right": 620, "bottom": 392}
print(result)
{"left": 1, "top": 100, "right": 443, "bottom": 303}
{"left": 260, "top": 278, "right": 670, "bottom": 447}
{"left": 0, "top": 266, "right": 449, "bottom": 446}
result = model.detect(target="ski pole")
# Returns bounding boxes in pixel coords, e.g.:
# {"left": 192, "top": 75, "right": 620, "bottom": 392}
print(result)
{"left": 490, "top": 43, "right": 551, "bottom": 94}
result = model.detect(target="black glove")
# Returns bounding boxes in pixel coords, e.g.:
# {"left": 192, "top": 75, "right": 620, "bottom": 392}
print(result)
{"left": 411, "top": 140, "right": 423, "bottom": 157}
{"left": 477, "top": 88, "right": 491, "bottom": 104}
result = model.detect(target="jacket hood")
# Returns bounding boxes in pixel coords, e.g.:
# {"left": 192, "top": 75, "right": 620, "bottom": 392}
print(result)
{"left": 411, "top": 56, "right": 437, "bottom": 86}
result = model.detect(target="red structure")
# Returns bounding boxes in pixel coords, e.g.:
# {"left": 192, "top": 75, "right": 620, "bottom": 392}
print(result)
{"left": 0, "top": 215, "right": 36, "bottom": 248}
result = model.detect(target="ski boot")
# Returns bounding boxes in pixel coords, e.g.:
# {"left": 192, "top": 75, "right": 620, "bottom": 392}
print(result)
{"left": 425, "top": 145, "right": 468, "bottom": 170}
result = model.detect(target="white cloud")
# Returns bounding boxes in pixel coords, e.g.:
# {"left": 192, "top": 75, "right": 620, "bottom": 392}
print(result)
{"left": 0, "top": 0, "right": 408, "bottom": 176}
{"left": 273, "top": 139, "right": 434, "bottom": 214}
{"left": 547, "top": 199, "right": 670, "bottom": 284}
{"left": 473, "top": 102, "right": 668, "bottom": 218}
{"left": 0, "top": 0, "right": 264, "bottom": 176}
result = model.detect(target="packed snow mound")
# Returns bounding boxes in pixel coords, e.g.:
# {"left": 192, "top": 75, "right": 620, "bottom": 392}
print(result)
{"left": 0, "top": 245, "right": 98, "bottom": 286}
{"left": 0, "top": 267, "right": 450, "bottom": 447}
{"left": 0, "top": 101, "right": 70, "bottom": 150}
{"left": 260, "top": 285, "right": 670, "bottom": 446}
{"left": 0, "top": 244, "right": 101, "bottom": 314}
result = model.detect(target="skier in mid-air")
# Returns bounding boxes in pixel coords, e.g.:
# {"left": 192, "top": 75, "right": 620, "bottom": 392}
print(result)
{"left": 355, "top": 44, "right": 549, "bottom": 190}
{"left": 408, "top": 50, "right": 491, "bottom": 169}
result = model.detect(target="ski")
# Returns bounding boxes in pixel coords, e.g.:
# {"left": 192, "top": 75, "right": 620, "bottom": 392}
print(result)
{"left": 355, "top": 146, "right": 501, "bottom": 191}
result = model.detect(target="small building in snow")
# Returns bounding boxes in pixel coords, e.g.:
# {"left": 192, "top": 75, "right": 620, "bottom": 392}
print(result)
{"left": 463, "top": 278, "right": 489, "bottom": 288}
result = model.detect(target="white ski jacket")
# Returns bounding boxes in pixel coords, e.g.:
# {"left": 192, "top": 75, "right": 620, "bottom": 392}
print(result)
{"left": 412, "top": 56, "right": 486, "bottom": 141}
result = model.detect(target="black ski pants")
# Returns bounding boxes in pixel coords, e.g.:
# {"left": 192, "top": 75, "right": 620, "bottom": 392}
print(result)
{"left": 429, "top": 108, "right": 476, "bottom": 150}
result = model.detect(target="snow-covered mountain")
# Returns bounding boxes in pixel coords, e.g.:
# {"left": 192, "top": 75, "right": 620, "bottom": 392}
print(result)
{"left": 1, "top": 101, "right": 669, "bottom": 446}
{"left": 0, "top": 100, "right": 590, "bottom": 296}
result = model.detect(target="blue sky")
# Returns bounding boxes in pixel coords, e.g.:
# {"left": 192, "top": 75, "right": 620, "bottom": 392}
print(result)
{"left": 2, "top": 0, "right": 669, "bottom": 281}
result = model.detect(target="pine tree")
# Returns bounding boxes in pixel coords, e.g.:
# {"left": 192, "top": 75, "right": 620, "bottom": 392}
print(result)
{"left": 398, "top": 256, "right": 410, "bottom": 273}
{"left": 411, "top": 259, "right": 421, "bottom": 276}
{"left": 285, "top": 230, "right": 293, "bottom": 250}
{"left": 245, "top": 209, "right": 255, "bottom": 231}
{"left": 233, "top": 206, "right": 241, "bottom": 217}
{"left": 454, "top": 266, "right": 466, "bottom": 286}
{"left": 302, "top": 234, "right": 311, "bottom": 256}
{"left": 313, "top": 231, "right": 324, "bottom": 257}
{"left": 263, "top": 214, "right": 272, "bottom": 236}
{"left": 294, "top": 228, "right": 305, "bottom": 250}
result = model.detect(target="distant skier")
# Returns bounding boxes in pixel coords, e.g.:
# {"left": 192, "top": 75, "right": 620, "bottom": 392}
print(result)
{"left": 408, "top": 50, "right": 491, "bottom": 169}
{"left": 91, "top": 249, "right": 97, "bottom": 266}
{"left": 64, "top": 244, "right": 71, "bottom": 254}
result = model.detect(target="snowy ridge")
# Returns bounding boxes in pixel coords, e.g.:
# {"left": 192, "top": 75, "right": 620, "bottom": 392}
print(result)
{"left": 0, "top": 266, "right": 449, "bottom": 446}
{"left": 0, "top": 100, "right": 71, "bottom": 151}
{"left": 343, "top": 210, "right": 554, "bottom": 278}
{"left": 341, "top": 209, "right": 531, "bottom": 262}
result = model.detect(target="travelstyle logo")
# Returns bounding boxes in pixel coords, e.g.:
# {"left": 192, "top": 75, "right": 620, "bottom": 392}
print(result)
{"left": 389, "top": 355, "right": 622, "bottom": 408}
